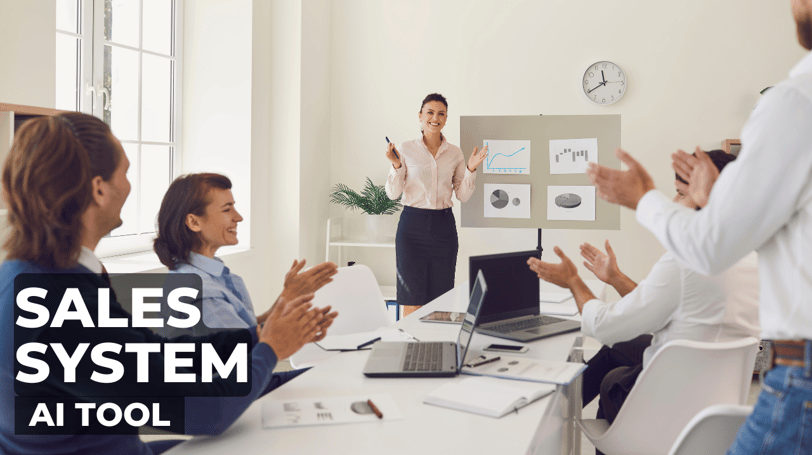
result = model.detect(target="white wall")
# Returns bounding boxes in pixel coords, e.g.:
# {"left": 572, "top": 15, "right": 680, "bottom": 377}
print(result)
{"left": 238, "top": 0, "right": 332, "bottom": 313}
{"left": 299, "top": 0, "right": 333, "bottom": 265}
{"left": 251, "top": 0, "right": 302, "bottom": 308}
{"left": 328, "top": 0, "right": 807, "bottom": 288}
{"left": 182, "top": 0, "right": 252, "bottom": 243}
{"left": 183, "top": 0, "right": 332, "bottom": 315}
{"left": 0, "top": 0, "right": 55, "bottom": 107}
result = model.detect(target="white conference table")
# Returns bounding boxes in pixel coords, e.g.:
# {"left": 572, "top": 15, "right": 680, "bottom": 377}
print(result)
{"left": 166, "top": 280, "right": 605, "bottom": 455}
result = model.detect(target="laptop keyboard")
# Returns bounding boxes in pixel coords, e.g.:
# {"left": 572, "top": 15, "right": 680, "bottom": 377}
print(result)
{"left": 487, "top": 315, "right": 564, "bottom": 333}
{"left": 403, "top": 342, "right": 445, "bottom": 371}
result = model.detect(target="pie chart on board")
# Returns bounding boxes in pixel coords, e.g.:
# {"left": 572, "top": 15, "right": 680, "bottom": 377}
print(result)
{"left": 555, "top": 193, "right": 582, "bottom": 209}
{"left": 490, "top": 189, "right": 509, "bottom": 209}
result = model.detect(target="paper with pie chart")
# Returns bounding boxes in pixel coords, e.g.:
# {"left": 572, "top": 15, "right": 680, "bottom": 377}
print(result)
{"left": 547, "top": 185, "right": 595, "bottom": 221}
{"left": 549, "top": 138, "right": 598, "bottom": 174}
{"left": 484, "top": 184, "right": 531, "bottom": 219}
{"left": 483, "top": 140, "right": 531, "bottom": 174}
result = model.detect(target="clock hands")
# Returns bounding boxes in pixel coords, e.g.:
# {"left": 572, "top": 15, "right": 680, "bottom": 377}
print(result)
{"left": 583, "top": 62, "right": 625, "bottom": 104}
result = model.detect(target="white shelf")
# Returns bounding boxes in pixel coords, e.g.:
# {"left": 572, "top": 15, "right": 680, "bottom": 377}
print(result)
{"left": 325, "top": 217, "right": 397, "bottom": 263}
{"left": 328, "top": 238, "right": 395, "bottom": 248}
{"left": 326, "top": 218, "right": 397, "bottom": 306}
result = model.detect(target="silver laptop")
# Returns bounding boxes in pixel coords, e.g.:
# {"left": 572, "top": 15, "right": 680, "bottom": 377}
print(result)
{"left": 362, "top": 270, "right": 488, "bottom": 378}
{"left": 470, "top": 250, "right": 580, "bottom": 342}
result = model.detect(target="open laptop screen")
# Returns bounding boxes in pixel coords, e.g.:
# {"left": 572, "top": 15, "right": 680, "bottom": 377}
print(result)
{"left": 469, "top": 250, "right": 541, "bottom": 325}
{"left": 456, "top": 270, "right": 487, "bottom": 369}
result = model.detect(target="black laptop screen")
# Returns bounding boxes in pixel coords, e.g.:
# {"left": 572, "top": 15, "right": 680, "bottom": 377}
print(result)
{"left": 469, "top": 250, "right": 541, "bottom": 325}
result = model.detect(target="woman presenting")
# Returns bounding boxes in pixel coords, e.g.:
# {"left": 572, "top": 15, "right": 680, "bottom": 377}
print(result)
{"left": 385, "top": 93, "right": 488, "bottom": 316}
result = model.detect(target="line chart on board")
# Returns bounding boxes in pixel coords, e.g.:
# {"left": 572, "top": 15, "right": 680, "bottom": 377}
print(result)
{"left": 483, "top": 140, "right": 531, "bottom": 174}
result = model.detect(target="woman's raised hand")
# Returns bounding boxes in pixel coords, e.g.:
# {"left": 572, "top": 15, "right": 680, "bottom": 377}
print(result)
{"left": 386, "top": 142, "right": 402, "bottom": 169}
{"left": 467, "top": 145, "right": 489, "bottom": 172}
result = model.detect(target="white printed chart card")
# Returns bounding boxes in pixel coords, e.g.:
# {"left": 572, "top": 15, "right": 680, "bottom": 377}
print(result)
{"left": 482, "top": 140, "right": 531, "bottom": 174}
{"left": 549, "top": 138, "right": 598, "bottom": 174}
{"left": 484, "top": 183, "right": 531, "bottom": 219}
{"left": 261, "top": 394, "right": 402, "bottom": 429}
{"left": 547, "top": 185, "right": 595, "bottom": 221}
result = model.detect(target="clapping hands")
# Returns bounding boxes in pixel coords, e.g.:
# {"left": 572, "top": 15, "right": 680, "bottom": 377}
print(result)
{"left": 280, "top": 259, "right": 338, "bottom": 303}
{"left": 527, "top": 246, "right": 580, "bottom": 289}
{"left": 580, "top": 240, "right": 620, "bottom": 285}
{"left": 587, "top": 148, "right": 655, "bottom": 210}
{"left": 671, "top": 146, "right": 719, "bottom": 209}
{"left": 258, "top": 294, "right": 322, "bottom": 359}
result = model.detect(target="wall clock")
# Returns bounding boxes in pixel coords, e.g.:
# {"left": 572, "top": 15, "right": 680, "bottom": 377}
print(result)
{"left": 583, "top": 61, "right": 627, "bottom": 105}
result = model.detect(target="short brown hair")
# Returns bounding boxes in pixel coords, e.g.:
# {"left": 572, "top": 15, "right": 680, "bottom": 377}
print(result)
{"left": 154, "top": 173, "right": 233, "bottom": 269}
{"left": 2, "top": 112, "right": 119, "bottom": 269}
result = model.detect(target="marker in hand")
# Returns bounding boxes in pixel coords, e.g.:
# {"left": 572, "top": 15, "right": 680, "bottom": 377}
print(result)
{"left": 386, "top": 137, "right": 400, "bottom": 159}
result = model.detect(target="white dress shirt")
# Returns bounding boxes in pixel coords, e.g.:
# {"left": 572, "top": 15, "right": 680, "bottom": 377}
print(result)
{"left": 581, "top": 252, "right": 760, "bottom": 368}
{"left": 385, "top": 137, "right": 476, "bottom": 208}
{"left": 78, "top": 246, "right": 103, "bottom": 274}
{"left": 636, "top": 50, "right": 812, "bottom": 341}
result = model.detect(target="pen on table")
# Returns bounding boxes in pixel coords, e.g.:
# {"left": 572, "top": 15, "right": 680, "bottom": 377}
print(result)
{"left": 386, "top": 136, "right": 400, "bottom": 159}
{"left": 398, "top": 328, "right": 420, "bottom": 342}
{"left": 468, "top": 355, "right": 501, "bottom": 368}
{"left": 357, "top": 337, "right": 381, "bottom": 350}
{"left": 367, "top": 399, "right": 383, "bottom": 419}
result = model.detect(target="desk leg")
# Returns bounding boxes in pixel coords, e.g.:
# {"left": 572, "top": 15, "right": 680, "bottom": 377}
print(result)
{"left": 526, "top": 337, "right": 584, "bottom": 455}
{"left": 566, "top": 337, "right": 584, "bottom": 455}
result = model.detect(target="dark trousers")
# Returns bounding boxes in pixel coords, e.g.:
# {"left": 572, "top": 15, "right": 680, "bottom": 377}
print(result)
{"left": 582, "top": 334, "right": 652, "bottom": 455}
{"left": 583, "top": 334, "right": 653, "bottom": 423}
{"left": 395, "top": 206, "right": 458, "bottom": 307}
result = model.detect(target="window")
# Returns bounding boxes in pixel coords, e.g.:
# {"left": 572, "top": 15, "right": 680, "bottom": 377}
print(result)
{"left": 56, "top": 0, "right": 181, "bottom": 257}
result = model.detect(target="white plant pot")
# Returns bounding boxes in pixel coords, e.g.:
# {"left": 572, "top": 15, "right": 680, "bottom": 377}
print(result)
{"left": 364, "top": 214, "right": 389, "bottom": 243}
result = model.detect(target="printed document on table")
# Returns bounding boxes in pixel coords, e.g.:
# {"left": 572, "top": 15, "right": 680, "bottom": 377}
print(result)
{"left": 262, "top": 394, "right": 402, "bottom": 429}
{"left": 461, "top": 355, "right": 586, "bottom": 385}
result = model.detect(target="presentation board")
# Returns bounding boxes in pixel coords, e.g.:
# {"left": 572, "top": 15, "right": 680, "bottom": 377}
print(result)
{"left": 460, "top": 115, "right": 621, "bottom": 230}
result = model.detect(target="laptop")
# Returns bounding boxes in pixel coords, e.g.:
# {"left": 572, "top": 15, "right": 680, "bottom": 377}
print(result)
{"left": 362, "top": 270, "right": 488, "bottom": 378}
{"left": 470, "top": 250, "right": 581, "bottom": 342}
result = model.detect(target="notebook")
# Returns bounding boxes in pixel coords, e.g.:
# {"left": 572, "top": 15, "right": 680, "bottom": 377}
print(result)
{"left": 362, "top": 270, "right": 488, "bottom": 378}
{"left": 469, "top": 250, "right": 581, "bottom": 342}
{"left": 424, "top": 376, "right": 555, "bottom": 418}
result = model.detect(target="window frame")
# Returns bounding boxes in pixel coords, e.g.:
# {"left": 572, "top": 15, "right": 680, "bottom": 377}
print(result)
{"left": 57, "top": 0, "right": 183, "bottom": 259}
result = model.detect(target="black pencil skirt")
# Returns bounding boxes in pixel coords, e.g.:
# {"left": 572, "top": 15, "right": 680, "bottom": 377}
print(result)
{"left": 395, "top": 206, "right": 459, "bottom": 307}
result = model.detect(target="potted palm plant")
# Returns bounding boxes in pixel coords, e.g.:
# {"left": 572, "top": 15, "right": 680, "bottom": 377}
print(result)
{"left": 329, "top": 177, "right": 401, "bottom": 242}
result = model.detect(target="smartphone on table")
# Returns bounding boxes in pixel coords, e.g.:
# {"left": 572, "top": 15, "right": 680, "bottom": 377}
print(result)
{"left": 483, "top": 343, "right": 529, "bottom": 354}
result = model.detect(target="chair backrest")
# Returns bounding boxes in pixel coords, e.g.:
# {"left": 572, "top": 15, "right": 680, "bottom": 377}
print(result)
{"left": 309, "top": 264, "right": 391, "bottom": 336}
{"left": 594, "top": 337, "right": 759, "bottom": 455}
{"left": 667, "top": 404, "right": 752, "bottom": 455}
{"left": 289, "top": 264, "right": 392, "bottom": 369}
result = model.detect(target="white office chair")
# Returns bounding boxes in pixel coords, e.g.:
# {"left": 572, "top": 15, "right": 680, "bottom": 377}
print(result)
{"left": 666, "top": 404, "right": 753, "bottom": 455}
{"left": 578, "top": 337, "right": 759, "bottom": 455}
{"left": 289, "top": 264, "right": 391, "bottom": 369}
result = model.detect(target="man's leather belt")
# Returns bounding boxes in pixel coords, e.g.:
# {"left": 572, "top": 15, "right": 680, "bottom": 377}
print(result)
{"left": 772, "top": 340, "right": 810, "bottom": 368}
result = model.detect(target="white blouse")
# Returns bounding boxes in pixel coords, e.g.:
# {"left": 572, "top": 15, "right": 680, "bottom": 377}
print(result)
{"left": 385, "top": 137, "right": 476, "bottom": 209}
